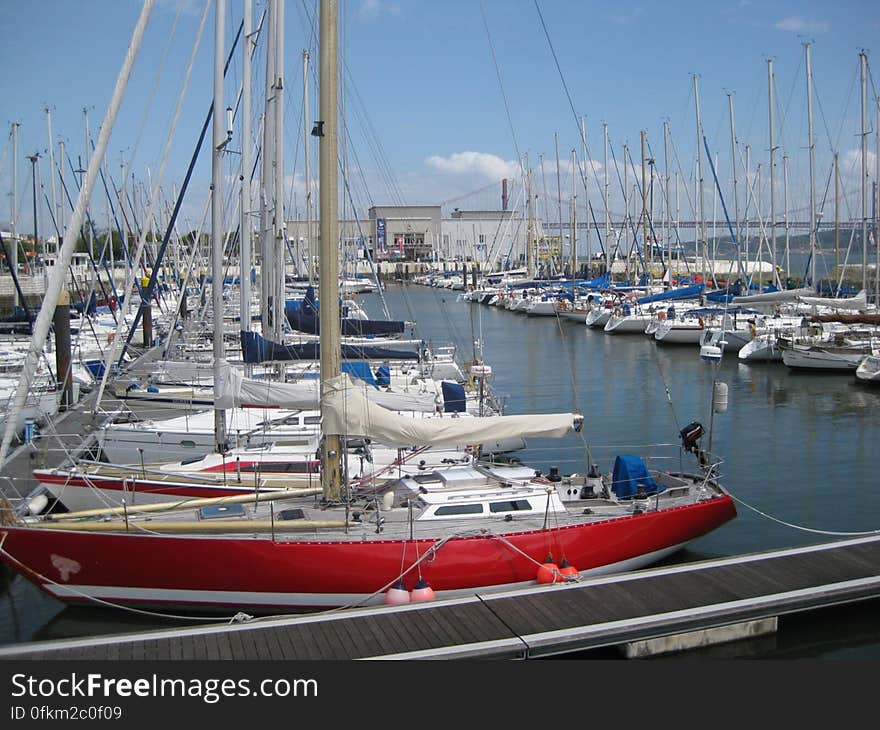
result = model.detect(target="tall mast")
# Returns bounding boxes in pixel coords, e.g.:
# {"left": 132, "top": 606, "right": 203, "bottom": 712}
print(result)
{"left": 768, "top": 58, "right": 777, "bottom": 286}
{"left": 45, "top": 108, "right": 59, "bottom": 245}
{"left": 240, "top": 0, "right": 253, "bottom": 337}
{"left": 10, "top": 123, "right": 19, "bottom": 306}
{"left": 727, "top": 93, "right": 740, "bottom": 274}
{"left": 623, "top": 143, "right": 629, "bottom": 280}
{"left": 580, "top": 115, "right": 589, "bottom": 273}
{"left": 783, "top": 154, "right": 791, "bottom": 278}
{"left": 663, "top": 119, "right": 670, "bottom": 267}
{"left": 641, "top": 129, "right": 648, "bottom": 264}
{"left": 303, "top": 48, "right": 313, "bottom": 284}
{"left": 805, "top": 41, "right": 817, "bottom": 290}
{"left": 319, "top": 0, "right": 342, "bottom": 502}
{"left": 260, "top": 0, "right": 276, "bottom": 334}
{"left": 570, "top": 148, "right": 577, "bottom": 278}
{"left": 272, "top": 0, "right": 286, "bottom": 342}
{"left": 834, "top": 151, "right": 840, "bottom": 276}
{"left": 860, "top": 49, "right": 868, "bottom": 295}
{"left": 694, "top": 74, "right": 706, "bottom": 285}
{"left": 526, "top": 154, "right": 534, "bottom": 278}
{"left": 554, "top": 132, "right": 563, "bottom": 275}
{"left": 603, "top": 122, "right": 610, "bottom": 276}
{"left": 212, "top": 0, "right": 228, "bottom": 451}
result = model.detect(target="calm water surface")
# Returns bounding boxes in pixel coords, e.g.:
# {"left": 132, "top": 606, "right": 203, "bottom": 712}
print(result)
{"left": 1, "top": 280, "right": 879, "bottom": 657}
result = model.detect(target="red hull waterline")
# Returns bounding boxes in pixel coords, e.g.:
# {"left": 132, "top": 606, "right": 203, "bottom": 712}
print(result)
{"left": 0, "top": 495, "right": 735, "bottom": 612}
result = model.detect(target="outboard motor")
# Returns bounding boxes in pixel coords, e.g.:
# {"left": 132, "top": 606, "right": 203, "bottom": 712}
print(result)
{"left": 679, "top": 421, "right": 705, "bottom": 453}
{"left": 680, "top": 421, "right": 709, "bottom": 467}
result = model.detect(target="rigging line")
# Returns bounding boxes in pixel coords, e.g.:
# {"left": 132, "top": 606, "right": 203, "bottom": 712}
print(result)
{"left": 111, "top": 18, "right": 245, "bottom": 371}
{"left": 125, "top": 0, "right": 187, "bottom": 178}
{"left": 532, "top": 1, "right": 609, "bottom": 223}
{"left": 0, "top": 534, "right": 239, "bottom": 623}
{"left": 644, "top": 137, "right": 691, "bottom": 265}
{"left": 728, "top": 494, "right": 880, "bottom": 538}
{"left": 479, "top": 0, "right": 522, "bottom": 167}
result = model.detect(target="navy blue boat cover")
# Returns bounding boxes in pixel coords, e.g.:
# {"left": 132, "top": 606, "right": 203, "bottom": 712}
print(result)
{"left": 611, "top": 455, "right": 663, "bottom": 499}
{"left": 285, "top": 286, "right": 406, "bottom": 336}
{"left": 441, "top": 381, "right": 467, "bottom": 412}
{"left": 240, "top": 330, "right": 419, "bottom": 363}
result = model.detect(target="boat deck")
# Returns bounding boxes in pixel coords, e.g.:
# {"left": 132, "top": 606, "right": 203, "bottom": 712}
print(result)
{"left": 2, "top": 534, "right": 879, "bottom": 660}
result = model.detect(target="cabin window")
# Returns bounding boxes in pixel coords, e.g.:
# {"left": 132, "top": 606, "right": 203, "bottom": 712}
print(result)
{"left": 412, "top": 473, "right": 443, "bottom": 485}
{"left": 303, "top": 416, "right": 321, "bottom": 425}
{"left": 489, "top": 499, "right": 533, "bottom": 513}
{"left": 434, "top": 504, "right": 483, "bottom": 516}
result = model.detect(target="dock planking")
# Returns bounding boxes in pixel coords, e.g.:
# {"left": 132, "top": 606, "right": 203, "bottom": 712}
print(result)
{"left": 1, "top": 534, "right": 879, "bottom": 660}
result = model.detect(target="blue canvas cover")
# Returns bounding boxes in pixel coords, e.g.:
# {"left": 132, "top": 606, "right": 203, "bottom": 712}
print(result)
{"left": 341, "top": 361, "right": 378, "bottom": 388}
{"left": 441, "top": 381, "right": 466, "bottom": 413}
{"left": 240, "top": 330, "right": 419, "bottom": 364}
{"left": 285, "top": 286, "right": 406, "bottom": 336}
{"left": 375, "top": 364, "right": 391, "bottom": 386}
{"left": 611, "top": 455, "right": 663, "bottom": 499}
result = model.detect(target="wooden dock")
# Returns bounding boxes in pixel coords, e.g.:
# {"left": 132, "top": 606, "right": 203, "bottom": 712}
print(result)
{"left": 1, "top": 534, "right": 879, "bottom": 660}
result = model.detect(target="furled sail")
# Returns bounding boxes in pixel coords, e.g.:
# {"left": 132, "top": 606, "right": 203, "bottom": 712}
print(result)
{"left": 796, "top": 290, "right": 867, "bottom": 311}
{"left": 216, "top": 360, "right": 445, "bottom": 413}
{"left": 321, "top": 373, "right": 582, "bottom": 447}
{"left": 730, "top": 287, "right": 814, "bottom": 305}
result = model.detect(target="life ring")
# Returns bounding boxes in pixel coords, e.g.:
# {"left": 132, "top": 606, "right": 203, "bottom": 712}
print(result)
{"left": 657, "top": 311, "right": 666, "bottom": 321}
{"left": 698, "top": 318, "right": 704, "bottom": 328}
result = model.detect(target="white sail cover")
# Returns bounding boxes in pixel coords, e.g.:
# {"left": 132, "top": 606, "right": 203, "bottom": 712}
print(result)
{"left": 215, "top": 359, "right": 441, "bottom": 413}
{"left": 321, "top": 373, "right": 581, "bottom": 447}
{"left": 731, "top": 287, "right": 815, "bottom": 305}
{"left": 796, "top": 290, "right": 867, "bottom": 310}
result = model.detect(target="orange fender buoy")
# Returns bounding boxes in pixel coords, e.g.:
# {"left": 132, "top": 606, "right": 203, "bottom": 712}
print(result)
{"left": 536, "top": 554, "right": 562, "bottom": 584}
{"left": 411, "top": 578, "right": 436, "bottom": 602}
{"left": 558, "top": 559, "right": 578, "bottom": 579}
{"left": 384, "top": 580, "right": 411, "bottom": 605}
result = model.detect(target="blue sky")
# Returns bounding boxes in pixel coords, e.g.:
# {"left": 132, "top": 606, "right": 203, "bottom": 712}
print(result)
{"left": 1, "top": 0, "right": 878, "bottom": 237}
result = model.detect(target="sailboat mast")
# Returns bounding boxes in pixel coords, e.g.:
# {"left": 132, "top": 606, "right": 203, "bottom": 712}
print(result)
{"left": 526, "top": 154, "right": 534, "bottom": 279}
{"left": 212, "top": 0, "right": 228, "bottom": 451}
{"left": 570, "top": 148, "right": 577, "bottom": 278}
{"left": 603, "top": 122, "right": 610, "bottom": 276}
{"left": 727, "top": 93, "right": 740, "bottom": 276}
{"left": 694, "top": 74, "right": 706, "bottom": 285}
{"left": 768, "top": 58, "right": 777, "bottom": 285}
{"left": 303, "top": 48, "right": 313, "bottom": 284}
{"left": 783, "top": 154, "right": 791, "bottom": 278}
{"left": 272, "top": 0, "right": 286, "bottom": 343}
{"left": 663, "top": 119, "right": 670, "bottom": 268}
{"left": 260, "top": 1, "right": 276, "bottom": 334}
{"left": 10, "top": 122, "right": 19, "bottom": 307}
{"left": 860, "top": 49, "right": 868, "bottom": 295}
{"left": 319, "top": 0, "right": 342, "bottom": 502}
{"left": 580, "top": 115, "right": 589, "bottom": 273}
{"left": 805, "top": 41, "right": 817, "bottom": 290}
{"left": 641, "top": 129, "right": 648, "bottom": 264}
{"left": 240, "top": 0, "right": 253, "bottom": 338}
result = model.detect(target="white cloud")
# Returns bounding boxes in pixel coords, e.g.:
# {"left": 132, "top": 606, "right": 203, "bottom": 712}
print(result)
{"left": 356, "top": 0, "right": 402, "bottom": 21}
{"left": 425, "top": 151, "right": 520, "bottom": 181}
{"left": 774, "top": 16, "right": 829, "bottom": 34}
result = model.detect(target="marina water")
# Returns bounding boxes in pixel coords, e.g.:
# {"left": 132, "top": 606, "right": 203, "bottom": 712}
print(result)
{"left": 1, "top": 280, "right": 879, "bottom": 658}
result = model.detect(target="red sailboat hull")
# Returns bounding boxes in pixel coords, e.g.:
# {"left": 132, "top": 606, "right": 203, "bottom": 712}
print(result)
{"left": 0, "top": 494, "right": 735, "bottom": 611}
